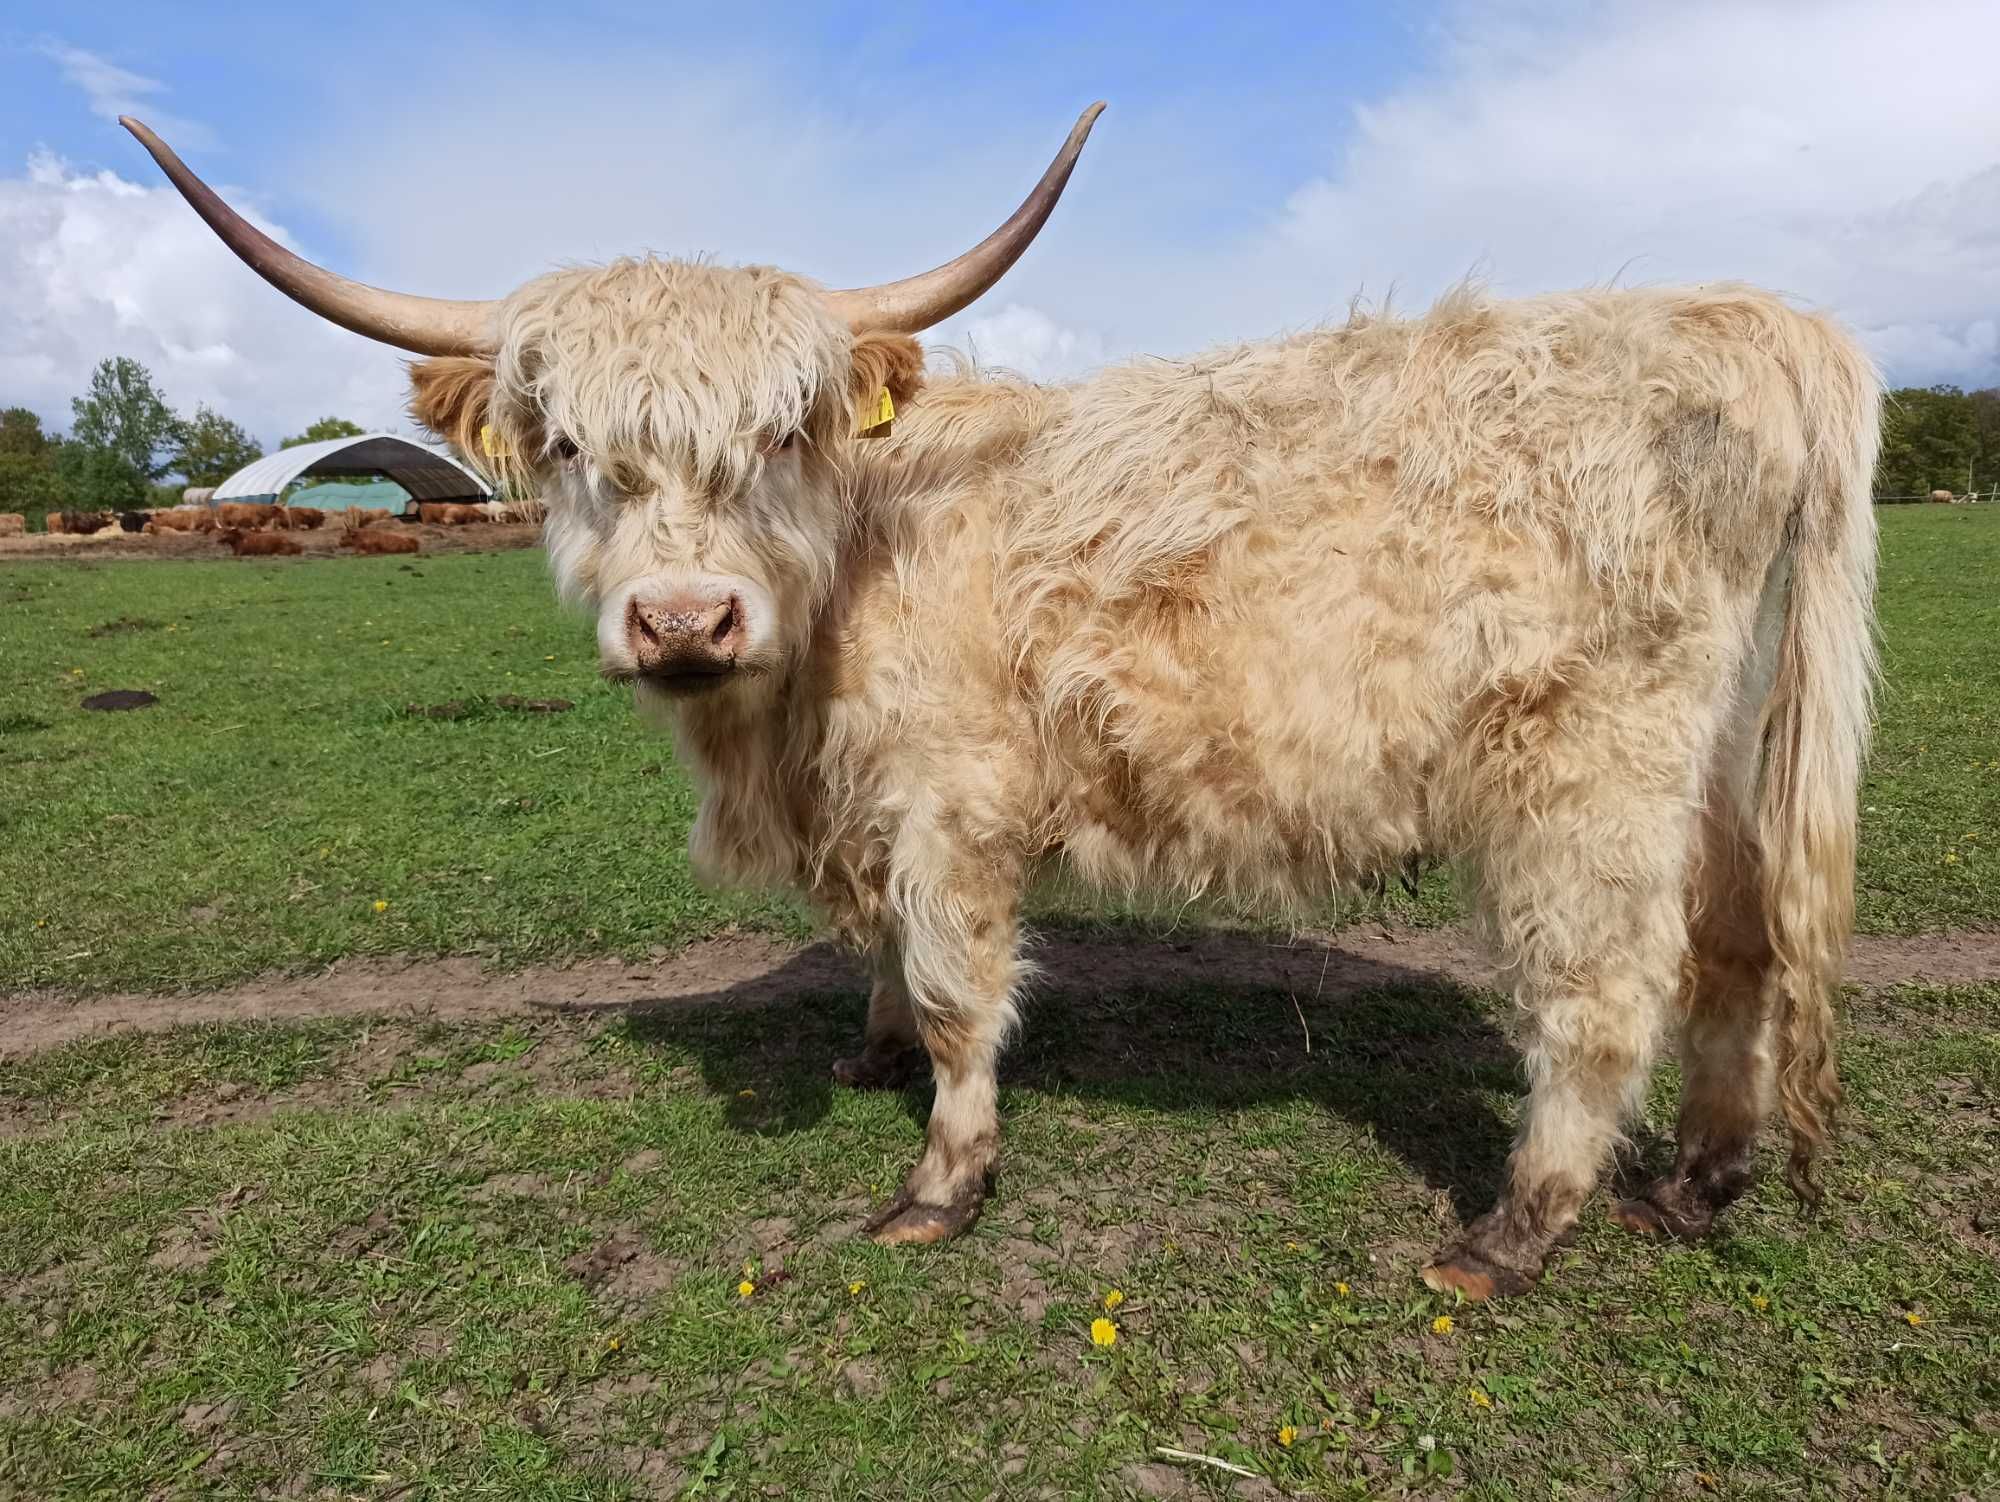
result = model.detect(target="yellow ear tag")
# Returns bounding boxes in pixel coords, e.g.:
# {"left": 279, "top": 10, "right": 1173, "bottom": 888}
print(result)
{"left": 857, "top": 387, "right": 895, "bottom": 438}
{"left": 479, "top": 423, "right": 510, "bottom": 458}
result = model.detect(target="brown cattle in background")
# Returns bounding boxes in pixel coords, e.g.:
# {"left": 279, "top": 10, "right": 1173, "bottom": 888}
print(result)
{"left": 0, "top": 513, "right": 24, "bottom": 537}
{"left": 288, "top": 506, "right": 327, "bottom": 530}
{"left": 417, "top": 501, "right": 484, "bottom": 525}
{"left": 218, "top": 502, "right": 281, "bottom": 530}
{"left": 216, "top": 527, "right": 303, "bottom": 556}
{"left": 340, "top": 525, "right": 421, "bottom": 555}
{"left": 144, "top": 508, "right": 215, "bottom": 533}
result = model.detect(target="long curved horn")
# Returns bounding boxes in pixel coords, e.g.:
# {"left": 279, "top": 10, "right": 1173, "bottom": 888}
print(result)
{"left": 823, "top": 103, "right": 1104, "bottom": 335}
{"left": 121, "top": 116, "right": 498, "bottom": 357}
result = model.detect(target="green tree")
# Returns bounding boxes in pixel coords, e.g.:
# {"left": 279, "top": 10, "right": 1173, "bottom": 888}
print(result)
{"left": 0, "top": 406, "right": 55, "bottom": 458}
{"left": 1967, "top": 387, "right": 2000, "bottom": 495}
{"left": 0, "top": 408, "right": 64, "bottom": 528}
{"left": 55, "top": 442, "right": 146, "bottom": 511}
{"left": 69, "top": 357, "right": 183, "bottom": 482}
{"left": 1875, "top": 385, "right": 1978, "bottom": 498}
{"left": 280, "top": 416, "right": 367, "bottom": 449}
{"left": 175, "top": 405, "right": 263, "bottom": 487}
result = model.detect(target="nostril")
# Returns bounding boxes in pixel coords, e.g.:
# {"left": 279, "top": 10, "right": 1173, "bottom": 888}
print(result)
{"left": 627, "top": 597, "right": 657, "bottom": 646}
{"left": 711, "top": 597, "right": 740, "bottom": 646}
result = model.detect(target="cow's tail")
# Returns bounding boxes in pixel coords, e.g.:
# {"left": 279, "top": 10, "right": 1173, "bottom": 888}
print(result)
{"left": 1757, "top": 327, "right": 1880, "bottom": 1205}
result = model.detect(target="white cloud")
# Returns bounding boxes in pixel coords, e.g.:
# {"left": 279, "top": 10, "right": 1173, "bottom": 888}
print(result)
{"left": 0, "top": 152, "right": 408, "bottom": 446}
{"left": 953, "top": 305, "right": 1106, "bottom": 381}
{"left": 39, "top": 43, "right": 214, "bottom": 151}
{"left": 1240, "top": 0, "right": 2000, "bottom": 387}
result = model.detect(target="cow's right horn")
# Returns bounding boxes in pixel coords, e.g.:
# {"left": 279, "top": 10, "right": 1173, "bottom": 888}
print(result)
{"left": 121, "top": 117, "right": 499, "bottom": 357}
{"left": 821, "top": 103, "right": 1105, "bottom": 335}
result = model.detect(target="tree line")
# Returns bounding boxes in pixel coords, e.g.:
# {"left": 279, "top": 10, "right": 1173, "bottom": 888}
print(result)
{"left": 4, "top": 357, "right": 1997, "bottom": 529}
{"left": 0, "top": 357, "right": 365, "bottom": 529}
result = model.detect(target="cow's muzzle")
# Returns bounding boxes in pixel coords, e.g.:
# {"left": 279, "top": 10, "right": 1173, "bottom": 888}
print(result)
{"left": 624, "top": 589, "right": 747, "bottom": 693}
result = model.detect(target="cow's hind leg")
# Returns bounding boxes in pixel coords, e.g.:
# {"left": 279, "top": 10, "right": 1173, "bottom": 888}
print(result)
{"left": 1612, "top": 807, "right": 1773, "bottom": 1241}
{"left": 863, "top": 846, "right": 1024, "bottom": 1246}
{"left": 833, "top": 939, "right": 925, "bottom": 1090}
{"left": 1425, "top": 788, "right": 1691, "bottom": 1299}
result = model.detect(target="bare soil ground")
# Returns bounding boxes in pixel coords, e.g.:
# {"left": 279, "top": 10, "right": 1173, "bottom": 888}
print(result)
{"left": 0, "top": 519, "right": 542, "bottom": 561}
{"left": 6, "top": 920, "right": 1996, "bottom": 1060}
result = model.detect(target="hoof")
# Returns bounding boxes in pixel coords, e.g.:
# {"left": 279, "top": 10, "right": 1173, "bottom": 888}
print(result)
{"left": 831, "top": 1046, "right": 922, "bottom": 1091}
{"left": 862, "top": 1189, "right": 983, "bottom": 1246}
{"left": 1421, "top": 1244, "right": 1541, "bottom": 1302}
{"left": 1610, "top": 1188, "right": 1713, "bottom": 1242}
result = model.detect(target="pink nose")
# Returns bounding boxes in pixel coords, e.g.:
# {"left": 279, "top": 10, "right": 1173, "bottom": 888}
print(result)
{"left": 626, "top": 590, "right": 747, "bottom": 678}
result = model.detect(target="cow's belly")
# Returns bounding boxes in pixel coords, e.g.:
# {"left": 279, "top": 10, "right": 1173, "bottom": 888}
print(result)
{"left": 1029, "top": 507, "right": 1585, "bottom": 911}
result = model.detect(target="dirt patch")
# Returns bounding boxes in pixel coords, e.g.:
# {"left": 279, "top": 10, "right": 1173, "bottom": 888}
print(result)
{"left": 80, "top": 688, "right": 158, "bottom": 711}
{"left": 563, "top": 1226, "right": 684, "bottom": 1300}
{"left": 2, "top": 923, "right": 1996, "bottom": 1061}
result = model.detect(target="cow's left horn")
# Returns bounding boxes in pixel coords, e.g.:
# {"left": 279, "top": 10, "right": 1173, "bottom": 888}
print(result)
{"left": 822, "top": 103, "right": 1104, "bottom": 335}
{"left": 121, "top": 117, "right": 499, "bottom": 357}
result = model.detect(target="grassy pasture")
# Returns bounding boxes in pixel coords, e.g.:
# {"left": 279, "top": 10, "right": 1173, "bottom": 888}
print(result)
{"left": 1, "top": 505, "right": 1997, "bottom": 1499}
{"left": 2, "top": 506, "right": 1997, "bottom": 994}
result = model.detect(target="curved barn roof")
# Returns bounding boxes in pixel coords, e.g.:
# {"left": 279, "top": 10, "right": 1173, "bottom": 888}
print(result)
{"left": 212, "top": 433, "right": 490, "bottom": 502}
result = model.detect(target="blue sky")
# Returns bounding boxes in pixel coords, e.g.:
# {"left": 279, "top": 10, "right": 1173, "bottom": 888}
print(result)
{"left": 5, "top": 2, "right": 1999, "bottom": 445}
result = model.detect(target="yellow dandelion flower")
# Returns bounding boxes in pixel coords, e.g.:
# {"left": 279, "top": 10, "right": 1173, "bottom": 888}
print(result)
{"left": 1904, "top": 1311, "right": 1924, "bottom": 1327}
{"left": 1102, "top": 1289, "right": 1124, "bottom": 1311}
{"left": 544, "top": 654, "right": 556, "bottom": 661}
{"left": 372, "top": 900, "right": 389, "bottom": 913}
{"left": 1334, "top": 1281, "right": 1351, "bottom": 1297}
{"left": 737, "top": 1088, "right": 756, "bottom": 1099}
{"left": 1090, "top": 1318, "right": 1118, "bottom": 1348}
{"left": 606, "top": 1335, "right": 622, "bottom": 1351}
{"left": 1749, "top": 1294, "right": 1769, "bottom": 1311}
{"left": 1943, "top": 852, "right": 1960, "bottom": 865}
{"left": 848, "top": 1280, "right": 866, "bottom": 1296}
{"left": 1468, "top": 1388, "right": 1493, "bottom": 1409}
{"left": 1277, "top": 1424, "right": 1297, "bottom": 1448}
{"left": 1284, "top": 1240, "right": 1301, "bottom": 1252}
{"left": 1431, "top": 1315, "right": 1455, "bottom": 1335}
{"left": 737, "top": 1280, "right": 755, "bottom": 1298}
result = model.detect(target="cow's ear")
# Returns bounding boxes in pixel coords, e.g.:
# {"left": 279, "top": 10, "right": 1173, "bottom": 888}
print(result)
{"left": 408, "top": 356, "right": 497, "bottom": 460}
{"left": 848, "top": 332, "right": 926, "bottom": 424}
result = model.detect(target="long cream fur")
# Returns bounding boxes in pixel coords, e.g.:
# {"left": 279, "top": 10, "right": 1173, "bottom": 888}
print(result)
{"left": 411, "top": 258, "right": 1879, "bottom": 1261}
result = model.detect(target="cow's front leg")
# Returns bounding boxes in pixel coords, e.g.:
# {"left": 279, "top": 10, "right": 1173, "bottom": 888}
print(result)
{"left": 832, "top": 939, "right": 924, "bottom": 1090}
{"left": 863, "top": 868, "right": 1024, "bottom": 1246}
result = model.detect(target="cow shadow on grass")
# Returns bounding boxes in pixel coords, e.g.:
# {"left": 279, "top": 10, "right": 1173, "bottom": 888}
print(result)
{"left": 603, "top": 922, "right": 1519, "bottom": 1220}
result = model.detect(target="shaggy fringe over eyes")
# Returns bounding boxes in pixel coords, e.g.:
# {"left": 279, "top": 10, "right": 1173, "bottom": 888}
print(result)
{"left": 488, "top": 259, "right": 854, "bottom": 498}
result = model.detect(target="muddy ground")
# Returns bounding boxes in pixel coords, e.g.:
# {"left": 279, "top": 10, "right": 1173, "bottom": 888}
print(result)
{"left": 6, "top": 920, "right": 1997, "bottom": 1061}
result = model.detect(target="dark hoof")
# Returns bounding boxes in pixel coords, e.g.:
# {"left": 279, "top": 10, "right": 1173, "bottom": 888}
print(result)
{"left": 862, "top": 1189, "right": 984, "bottom": 1246}
{"left": 1610, "top": 1186, "right": 1715, "bottom": 1242}
{"left": 831, "top": 1046, "right": 922, "bottom": 1090}
{"left": 1421, "top": 1244, "right": 1541, "bottom": 1301}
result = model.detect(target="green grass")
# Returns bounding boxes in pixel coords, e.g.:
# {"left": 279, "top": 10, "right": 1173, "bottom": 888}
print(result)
{"left": 1, "top": 983, "right": 1994, "bottom": 1498}
{"left": 2, "top": 506, "right": 1996, "bottom": 995}
{"left": 1, "top": 512, "right": 1996, "bottom": 1496}
{"left": 0, "top": 552, "right": 804, "bottom": 993}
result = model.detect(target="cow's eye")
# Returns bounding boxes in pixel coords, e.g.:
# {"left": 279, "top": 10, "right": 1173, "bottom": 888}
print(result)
{"left": 550, "top": 435, "right": 580, "bottom": 464}
{"left": 761, "top": 429, "right": 798, "bottom": 457}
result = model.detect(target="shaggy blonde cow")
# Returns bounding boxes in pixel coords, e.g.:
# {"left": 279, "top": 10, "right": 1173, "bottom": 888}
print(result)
{"left": 130, "top": 108, "right": 1880, "bottom": 1298}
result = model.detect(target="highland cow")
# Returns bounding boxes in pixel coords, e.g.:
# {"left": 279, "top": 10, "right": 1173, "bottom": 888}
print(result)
{"left": 131, "top": 106, "right": 1880, "bottom": 1298}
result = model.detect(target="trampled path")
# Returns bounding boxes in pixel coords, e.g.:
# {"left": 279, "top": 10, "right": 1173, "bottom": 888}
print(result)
{"left": 5, "top": 923, "right": 1998, "bottom": 1060}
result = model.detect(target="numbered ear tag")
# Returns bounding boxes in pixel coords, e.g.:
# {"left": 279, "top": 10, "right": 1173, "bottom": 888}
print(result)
{"left": 479, "top": 423, "right": 510, "bottom": 458}
{"left": 857, "top": 387, "right": 895, "bottom": 438}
